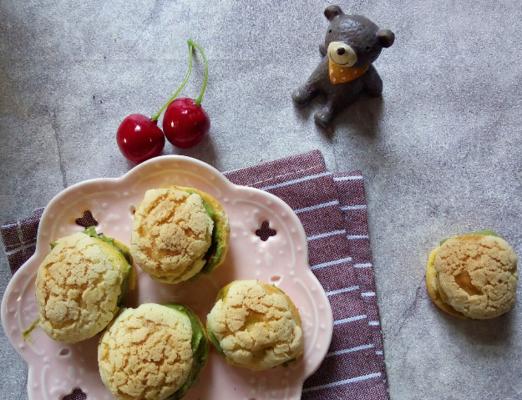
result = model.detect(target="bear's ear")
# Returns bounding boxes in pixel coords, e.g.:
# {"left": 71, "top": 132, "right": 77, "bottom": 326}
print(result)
{"left": 376, "top": 29, "right": 395, "bottom": 48}
{"left": 324, "top": 5, "right": 344, "bottom": 21}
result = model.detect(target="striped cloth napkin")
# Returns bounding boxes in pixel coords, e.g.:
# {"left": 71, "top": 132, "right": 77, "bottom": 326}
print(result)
{"left": 1, "top": 150, "right": 388, "bottom": 400}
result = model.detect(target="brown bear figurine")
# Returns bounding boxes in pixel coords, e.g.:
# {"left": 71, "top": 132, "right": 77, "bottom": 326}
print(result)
{"left": 292, "top": 5, "right": 395, "bottom": 127}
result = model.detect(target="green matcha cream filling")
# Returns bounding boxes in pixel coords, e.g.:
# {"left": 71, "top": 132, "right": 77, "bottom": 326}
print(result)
{"left": 182, "top": 190, "right": 227, "bottom": 274}
{"left": 164, "top": 304, "right": 209, "bottom": 400}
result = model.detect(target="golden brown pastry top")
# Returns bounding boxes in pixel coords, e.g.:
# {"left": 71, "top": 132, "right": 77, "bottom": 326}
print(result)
{"left": 98, "top": 304, "right": 193, "bottom": 400}
{"left": 207, "top": 280, "right": 304, "bottom": 370}
{"left": 131, "top": 188, "right": 213, "bottom": 283}
{"left": 433, "top": 234, "right": 518, "bottom": 319}
{"left": 35, "top": 232, "right": 127, "bottom": 343}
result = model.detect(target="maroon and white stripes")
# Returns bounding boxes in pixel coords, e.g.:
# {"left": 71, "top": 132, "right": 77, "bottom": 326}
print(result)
{"left": 334, "top": 171, "right": 386, "bottom": 362}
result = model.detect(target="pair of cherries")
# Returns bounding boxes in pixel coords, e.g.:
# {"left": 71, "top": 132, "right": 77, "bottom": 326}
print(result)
{"left": 117, "top": 40, "right": 210, "bottom": 163}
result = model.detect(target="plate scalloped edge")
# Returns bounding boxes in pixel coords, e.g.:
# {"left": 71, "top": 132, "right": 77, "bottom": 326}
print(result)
{"left": 1, "top": 155, "right": 334, "bottom": 400}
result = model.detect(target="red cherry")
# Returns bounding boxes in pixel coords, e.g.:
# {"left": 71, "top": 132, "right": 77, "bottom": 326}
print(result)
{"left": 162, "top": 98, "right": 210, "bottom": 148}
{"left": 116, "top": 114, "right": 165, "bottom": 163}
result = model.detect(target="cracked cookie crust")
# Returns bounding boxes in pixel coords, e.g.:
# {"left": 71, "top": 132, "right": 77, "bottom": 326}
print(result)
{"left": 130, "top": 188, "right": 214, "bottom": 284}
{"left": 35, "top": 231, "right": 130, "bottom": 343}
{"left": 426, "top": 233, "right": 518, "bottom": 319}
{"left": 98, "top": 303, "right": 195, "bottom": 400}
{"left": 206, "top": 280, "right": 304, "bottom": 370}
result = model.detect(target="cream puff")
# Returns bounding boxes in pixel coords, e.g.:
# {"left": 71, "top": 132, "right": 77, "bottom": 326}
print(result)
{"left": 130, "top": 187, "right": 229, "bottom": 284}
{"left": 35, "top": 228, "right": 133, "bottom": 343}
{"left": 206, "top": 280, "right": 304, "bottom": 370}
{"left": 98, "top": 303, "right": 208, "bottom": 400}
{"left": 426, "top": 231, "right": 518, "bottom": 319}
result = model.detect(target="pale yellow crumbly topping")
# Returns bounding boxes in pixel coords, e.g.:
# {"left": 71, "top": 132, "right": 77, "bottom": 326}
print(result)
{"left": 131, "top": 188, "right": 213, "bottom": 284}
{"left": 35, "top": 232, "right": 125, "bottom": 343}
{"left": 434, "top": 235, "right": 518, "bottom": 319}
{"left": 207, "top": 280, "right": 304, "bottom": 370}
{"left": 98, "top": 304, "right": 193, "bottom": 400}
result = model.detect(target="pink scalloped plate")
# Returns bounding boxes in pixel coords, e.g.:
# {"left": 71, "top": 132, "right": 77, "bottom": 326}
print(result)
{"left": 1, "top": 156, "right": 333, "bottom": 400}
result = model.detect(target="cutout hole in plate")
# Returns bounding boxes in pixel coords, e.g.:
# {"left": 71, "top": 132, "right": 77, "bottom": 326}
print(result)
{"left": 62, "top": 388, "right": 86, "bottom": 400}
{"left": 255, "top": 221, "right": 276, "bottom": 241}
{"left": 59, "top": 348, "right": 70, "bottom": 357}
{"left": 74, "top": 210, "right": 98, "bottom": 228}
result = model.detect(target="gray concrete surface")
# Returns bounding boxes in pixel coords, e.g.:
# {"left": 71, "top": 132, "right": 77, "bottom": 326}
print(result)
{"left": 1, "top": 0, "right": 521, "bottom": 399}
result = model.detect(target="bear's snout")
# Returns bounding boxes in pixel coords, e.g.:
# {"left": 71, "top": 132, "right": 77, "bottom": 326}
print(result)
{"left": 327, "top": 41, "right": 357, "bottom": 67}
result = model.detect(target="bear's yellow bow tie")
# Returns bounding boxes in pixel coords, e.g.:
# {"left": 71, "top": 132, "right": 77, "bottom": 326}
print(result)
{"left": 328, "top": 60, "right": 369, "bottom": 85}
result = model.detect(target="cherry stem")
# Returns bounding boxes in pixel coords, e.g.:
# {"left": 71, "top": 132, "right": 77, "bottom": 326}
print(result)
{"left": 151, "top": 41, "right": 194, "bottom": 122}
{"left": 188, "top": 39, "right": 209, "bottom": 106}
